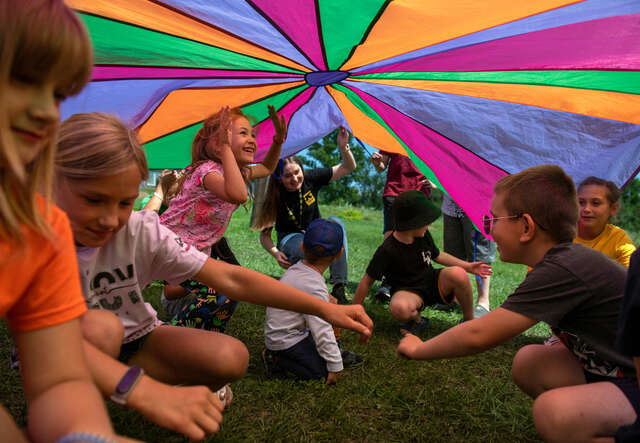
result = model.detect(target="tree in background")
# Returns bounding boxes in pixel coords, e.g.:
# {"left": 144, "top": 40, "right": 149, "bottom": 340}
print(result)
{"left": 615, "top": 178, "right": 640, "bottom": 237}
{"left": 301, "top": 128, "right": 385, "bottom": 209}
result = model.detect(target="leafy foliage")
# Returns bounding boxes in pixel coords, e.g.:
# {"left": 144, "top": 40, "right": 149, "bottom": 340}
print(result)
{"left": 300, "top": 128, "right": 385, "bottom": 209}
{"left": 615, "top": 178, "right": 640, "bottom": 236}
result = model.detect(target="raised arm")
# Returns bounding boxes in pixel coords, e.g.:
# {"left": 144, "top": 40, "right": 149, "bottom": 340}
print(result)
{"left": 259, "top": 226, "right": 291, "bottom": 269}
{"left": 203, "top": 108, "right": 248, "bottom": 204}
{"left": 330, "top": 125, "right": 357, "bottom": 182}
{"left": 249, "top": 105, "right": 288, "bottom": 180}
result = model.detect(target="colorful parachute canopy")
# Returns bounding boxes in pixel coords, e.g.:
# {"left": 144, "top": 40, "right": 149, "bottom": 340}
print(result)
{"left": 62, "top": 0, "right": 640, "bottom": 232}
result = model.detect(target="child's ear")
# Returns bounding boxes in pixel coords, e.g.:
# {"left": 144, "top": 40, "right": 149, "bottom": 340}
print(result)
{"left": 610, "top": 201, "right": 620, "bottom": 217}
{"left": 520, "top": 214, "right": 535, "bottom": 242}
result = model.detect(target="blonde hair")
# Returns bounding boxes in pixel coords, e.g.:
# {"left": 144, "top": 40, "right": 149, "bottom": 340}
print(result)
{"left": 56, "top": 113, "right": 149, "bottom": 182}
{"left": 494, "top": 164, "right": 578, "bottom": 243}
{"left": 0, "top": 0, "right": 92, "bottom": 240}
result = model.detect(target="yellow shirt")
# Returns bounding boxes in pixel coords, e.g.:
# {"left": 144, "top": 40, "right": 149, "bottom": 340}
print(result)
{"left": 574, "top": 224, "right": 636, "bottom": 267}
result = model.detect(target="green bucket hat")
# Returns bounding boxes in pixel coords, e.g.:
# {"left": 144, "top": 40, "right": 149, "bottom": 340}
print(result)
{"left": 393, "top": 190, "right": 441, "bottom": 231}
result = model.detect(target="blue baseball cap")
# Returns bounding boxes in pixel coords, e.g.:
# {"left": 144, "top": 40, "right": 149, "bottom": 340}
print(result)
{"left": 303, "top": 218, "right": 343, "bottom": 257}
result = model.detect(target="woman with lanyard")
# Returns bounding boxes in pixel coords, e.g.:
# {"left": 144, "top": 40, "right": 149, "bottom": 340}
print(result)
{"left": 253, "top": 126, "right": 356, "bottom": 303}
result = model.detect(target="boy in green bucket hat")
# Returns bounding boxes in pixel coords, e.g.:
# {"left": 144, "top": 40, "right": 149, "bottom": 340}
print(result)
{"left": 353, "top": 191, "right": 491, "bottom": 334}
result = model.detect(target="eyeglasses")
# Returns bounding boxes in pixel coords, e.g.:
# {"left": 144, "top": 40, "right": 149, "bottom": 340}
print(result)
{"left": 482, "top": 214, "right": 521, "bottom": 235}
{"left": 482, "top": 214, "right": 548, "bottom": 235}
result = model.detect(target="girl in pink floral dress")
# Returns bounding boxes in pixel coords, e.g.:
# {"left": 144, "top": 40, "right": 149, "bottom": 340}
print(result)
{"left": 160, "top": 105, "right": 287, "bottom": 332}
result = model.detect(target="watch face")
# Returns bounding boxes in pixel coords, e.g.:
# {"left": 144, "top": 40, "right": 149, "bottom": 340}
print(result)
{"left": 116, "top": 366, "right": 142, "bottom": 394}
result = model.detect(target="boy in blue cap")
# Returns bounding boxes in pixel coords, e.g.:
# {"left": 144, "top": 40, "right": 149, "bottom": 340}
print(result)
{"left": 263, "top": 218, "right": 363, "bottom": 384}
{"left": 354, "top": 190, "right": 491, "bottom": 333}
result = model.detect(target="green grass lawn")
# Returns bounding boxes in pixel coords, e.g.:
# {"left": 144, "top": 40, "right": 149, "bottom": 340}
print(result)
{"left": 0, "top": 203, "right": 552, "bottom": 442}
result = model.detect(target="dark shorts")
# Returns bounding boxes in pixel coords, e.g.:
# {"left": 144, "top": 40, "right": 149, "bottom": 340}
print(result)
{"left": 118, "top": 333, "right": 151, "bottom": 363}
{"left": 269, "top": 334, "right": 327, "bottom": 380}
{"left": 391, "top": 268, "right": 453, "bottom": 307}
{"left": 443, "top": 214, "right": 495, "bottom": 263}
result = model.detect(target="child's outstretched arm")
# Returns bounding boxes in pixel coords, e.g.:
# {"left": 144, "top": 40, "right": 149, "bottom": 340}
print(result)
{"left": 397, "top": 307, "right": 537, "bottom": 360}
{"left": 353, "top": 273, "right": 375, "bottom": 305}
{"left": 13, "top": 319, "right": 119, "bottom": 442}
{"left": 248, "top": 105, "right": 288, "bottom": 180}
{"left": 82, "top": 341, "right": 224, "bottom": 441}
{"left": 194, "top": 259, "right": 373, "bottom": 343}
{"left": 433, "top": 251, "right": 492, "bottom": 278}
{"left": 203, "top": 107, "right": 248, "bottom": 204}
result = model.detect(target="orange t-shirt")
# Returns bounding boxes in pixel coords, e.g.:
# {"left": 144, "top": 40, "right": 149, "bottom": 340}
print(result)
{"left": 0, "top": 197, "right": 87, "bottom": 332}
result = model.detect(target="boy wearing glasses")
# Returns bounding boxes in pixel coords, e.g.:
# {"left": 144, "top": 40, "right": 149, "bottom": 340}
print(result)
{"left": 398, "top": 165, "right": 637, "bottom": 441}
{"left": 353, "top": 190, "right": 491, "bottom": 334}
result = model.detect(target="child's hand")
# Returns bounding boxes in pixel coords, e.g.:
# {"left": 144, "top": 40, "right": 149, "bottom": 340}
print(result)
{"left": 337, "top": 125, "right": 349, "bottom": 149}
{"left": 272, "top": 250, "right": 292, "bottom": 269}
{"left": 130, "top": 377, "right": 224, "bottom": 440}
{"left": 467, "top": 261, "right": 492, "bottom": 278}
{"left": 397, "top": 332, "right": 422, "bottom": 360}
{"left": 212, "top": 106, "right": 233, "bottom": 156}
{"left": 268, "top": 105, "right": 288, "bottom": 145}
{"left": 322, "top": 304, "right": 373, "bottom": 344}
{"left": 326, "top": 371, "right": 341, "bottom": 385}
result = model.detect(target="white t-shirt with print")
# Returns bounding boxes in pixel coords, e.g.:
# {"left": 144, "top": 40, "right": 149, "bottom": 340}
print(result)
{"left": 76, "top": 210, "right": 208, "bottom": 342}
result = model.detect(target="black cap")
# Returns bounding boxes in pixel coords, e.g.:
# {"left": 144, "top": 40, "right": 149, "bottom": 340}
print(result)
{"left": 393, "top": 190, "right": 441, "bottom": 231}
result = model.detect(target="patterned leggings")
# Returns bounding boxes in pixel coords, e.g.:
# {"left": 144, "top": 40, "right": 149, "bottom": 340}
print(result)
{"left": 170, "top": 237, "right": 240, "bottom": 333}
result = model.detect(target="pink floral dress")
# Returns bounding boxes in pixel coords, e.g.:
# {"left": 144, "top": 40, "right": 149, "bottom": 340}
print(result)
{"left": 160, "top": 161, "right": 239, "bottom": 255}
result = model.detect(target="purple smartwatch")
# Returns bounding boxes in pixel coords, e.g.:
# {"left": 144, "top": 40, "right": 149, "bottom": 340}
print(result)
{"left": 110, "top": 365, "right": 144, "bottom": 405}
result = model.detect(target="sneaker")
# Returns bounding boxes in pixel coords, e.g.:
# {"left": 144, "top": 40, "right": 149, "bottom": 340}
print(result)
{"left": 400, "top": 316, "right": 430, "bottom": 336}
{"left": 473, "top": 305, "right": 490, "bottom": 318}
{"left": 332, "top": 283, "right": 348, "bottom": 305}
{"left": 341, "top": 349, "right": 364, "bottom": 369}
{"left": 261, "top": 348, "right": 278, "bottom": 377}
{"left": 373, "top": 285, "right": 391, "bottom": 304}
{"left": 9, "top": 346, "right": 20, "bottom": 371}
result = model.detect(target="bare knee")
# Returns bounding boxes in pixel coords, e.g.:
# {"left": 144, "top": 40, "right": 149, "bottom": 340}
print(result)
{"left": 532, "top": 391, "right": 576, "bottom": 443}
{"left": 81, "top": 310, "right": 124, "bottom": 357}
{"left": 214, "top": 339, "right": 249, "bottom": 383}
{"left": 389, "top": 299, "right": 412, "bottom": 322}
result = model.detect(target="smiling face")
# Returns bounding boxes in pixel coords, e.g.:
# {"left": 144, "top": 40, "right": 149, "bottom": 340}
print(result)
{"left": 55, "top": 164, "right": 142, "bottom": 247}
{"left": 577, "top": 184, "right": 618, "bottom": 238}
{"left": 228, "top": 116, "right": 257, "bottom": 166}
{"left": 281, "top": 162, "right": 304, "bottom": 191}
{"left": 6, "top": 74, "right": 63, "bottom": 165}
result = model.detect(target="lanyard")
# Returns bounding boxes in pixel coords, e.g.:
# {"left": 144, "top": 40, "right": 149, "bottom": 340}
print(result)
{"left": 285, "top": 188, "right": 304, "bottom": 229}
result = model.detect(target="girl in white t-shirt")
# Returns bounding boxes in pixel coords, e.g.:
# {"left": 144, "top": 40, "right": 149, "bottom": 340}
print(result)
{"left": 54, "top": 112, "right": 372, "bottom": 440}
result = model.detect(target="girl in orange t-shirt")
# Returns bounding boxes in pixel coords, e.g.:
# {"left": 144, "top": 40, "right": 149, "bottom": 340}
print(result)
{"left": 0, "top": 1, "right": 124, "bottom": 442}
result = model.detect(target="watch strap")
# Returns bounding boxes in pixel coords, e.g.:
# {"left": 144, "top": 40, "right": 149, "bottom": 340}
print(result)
{"left": 110, "top": 365, "right": 144, "bottom": 405}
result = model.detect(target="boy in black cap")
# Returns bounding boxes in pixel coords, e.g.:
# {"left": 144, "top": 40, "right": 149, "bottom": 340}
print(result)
{"left": 263, "top": 218, "right": 363, "bottom": 384}
{"left": 354, "top": 191, "right": 491, "bottom": 333}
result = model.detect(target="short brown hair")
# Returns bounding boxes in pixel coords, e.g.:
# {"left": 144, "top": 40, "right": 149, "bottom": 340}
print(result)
{"left": 494, "top": 165, "right": 578, "bottom": 243}
{"left": 577, "top": 176, "right": 621, "bottom": 204}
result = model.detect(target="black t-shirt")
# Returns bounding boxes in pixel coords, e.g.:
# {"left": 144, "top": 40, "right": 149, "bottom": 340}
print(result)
{"left": 275, "top": 167, "right": 332, "bottom": 235}
{"left": 366, "top": 230, "right": 440, "bottom": 292}
{"left": 501, "top": 242, "right": 633, "bottom": 378}
{"left": 617, "top": 248, "right": 640, "bottom": 358}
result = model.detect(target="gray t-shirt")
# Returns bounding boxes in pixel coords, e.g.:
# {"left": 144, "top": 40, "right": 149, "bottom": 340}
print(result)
{"left": 77, "top": 210, "right": 207, "bottom": 342}
{"left": 501, "top": 242, "right": 633, "bottom": 377}
{"left": 264, "top": 261, "right": 343, "bottom": 372}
